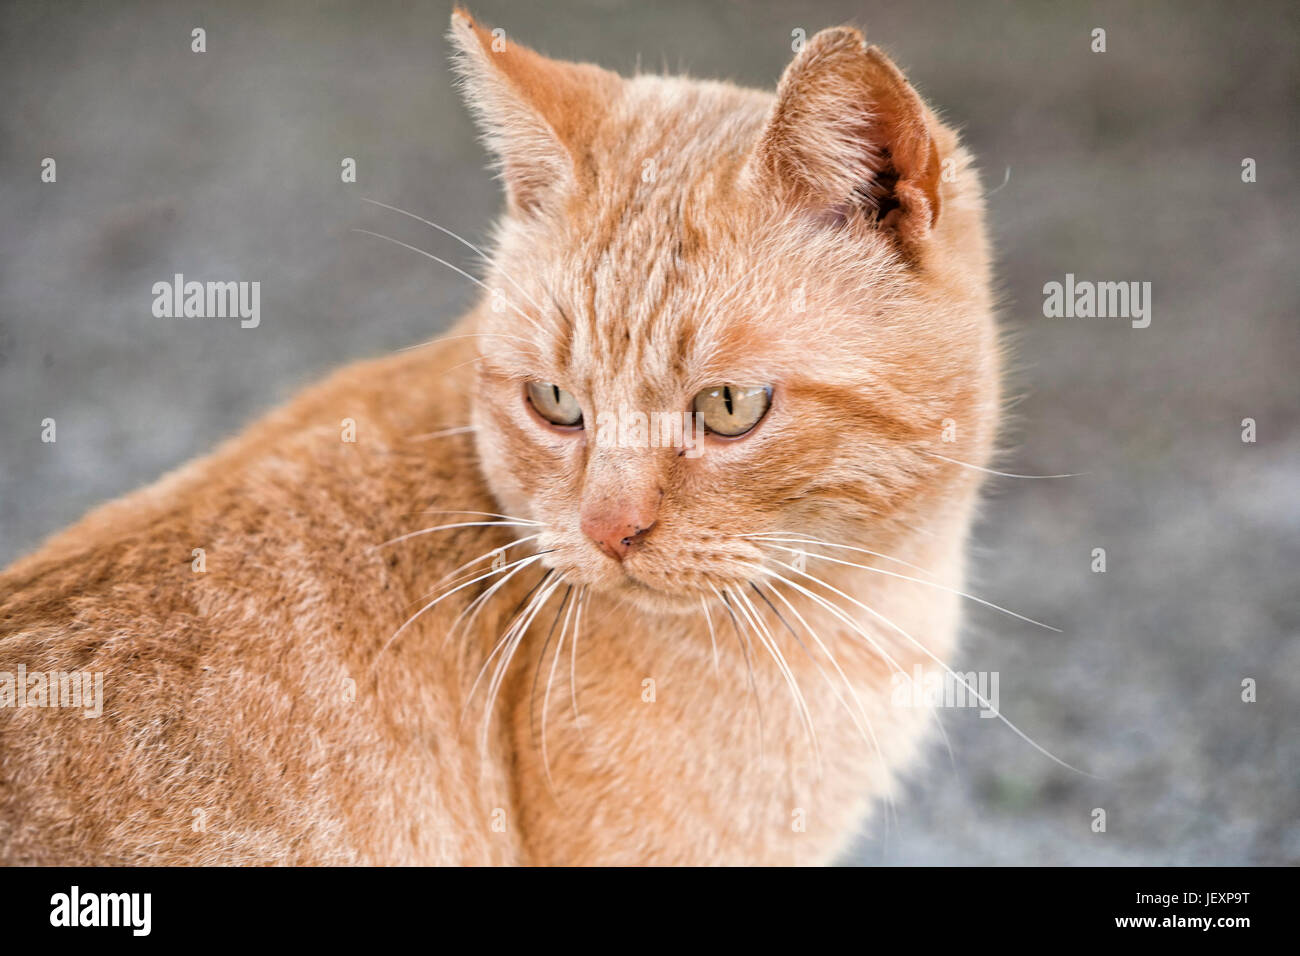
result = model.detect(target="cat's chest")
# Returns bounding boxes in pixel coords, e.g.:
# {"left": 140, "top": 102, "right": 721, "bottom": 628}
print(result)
{"left": 498, "top": 588, "right": 945, "bottom": 864}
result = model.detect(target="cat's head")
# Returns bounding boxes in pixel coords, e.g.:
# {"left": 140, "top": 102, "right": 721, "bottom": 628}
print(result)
{"left": 451, "top": 9, "right": 998, "bottom": 612}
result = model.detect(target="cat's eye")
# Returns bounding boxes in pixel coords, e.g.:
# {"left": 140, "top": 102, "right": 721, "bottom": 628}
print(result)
{"left": 525, "top": 381, "right": 583, "bottom": 428}
{"left": 692, "top": 385, "right": 772, "bottom": 437}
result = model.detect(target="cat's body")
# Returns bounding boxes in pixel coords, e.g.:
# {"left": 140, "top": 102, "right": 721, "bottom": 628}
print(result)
{"left": 0, "top": 12, "right": 998, "bottom": 865}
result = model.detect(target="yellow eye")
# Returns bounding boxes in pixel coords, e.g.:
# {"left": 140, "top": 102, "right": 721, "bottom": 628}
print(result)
{"left": 525, "top": 381, "right": 583, "bottom": 428}
{"left": 692, "top": 385, "right": 772, "bottom": 437}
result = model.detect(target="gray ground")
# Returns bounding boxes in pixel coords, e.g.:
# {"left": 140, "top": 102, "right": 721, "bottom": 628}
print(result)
{"left": 1, "top": 0, "right": 1296, "bottom": 865}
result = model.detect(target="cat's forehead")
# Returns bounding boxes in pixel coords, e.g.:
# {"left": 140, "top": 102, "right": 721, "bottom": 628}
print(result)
{"left": 485, "top": 78, "right": 908, "bottom": 393}
{"left": 495, "top": 228, "right": 900, "bottom": 406}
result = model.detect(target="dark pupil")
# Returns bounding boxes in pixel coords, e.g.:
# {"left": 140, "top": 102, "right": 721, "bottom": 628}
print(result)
{"left": 722, "top": 386, "right": 733, "bottom": 416}
{"left": 551, "top": 384, "right": 561, "bottom": 405}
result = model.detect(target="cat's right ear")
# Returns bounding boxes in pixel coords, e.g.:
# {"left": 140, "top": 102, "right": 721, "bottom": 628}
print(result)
{"left": 448, "top": 9, "right": 620, "bottom": 217}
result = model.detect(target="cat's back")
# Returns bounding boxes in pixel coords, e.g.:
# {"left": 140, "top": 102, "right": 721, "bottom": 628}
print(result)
{"left": 0, "top": 325, "right": 520, "bottom": 864}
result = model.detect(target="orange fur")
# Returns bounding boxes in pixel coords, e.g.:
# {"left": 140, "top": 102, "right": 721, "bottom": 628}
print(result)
{"left": 0, "top": 11, "right": 998, "bottom": 865}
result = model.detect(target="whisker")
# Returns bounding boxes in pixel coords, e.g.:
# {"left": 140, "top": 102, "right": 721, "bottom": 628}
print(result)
{"left": 408, "top": 425, "right": 476, "bottom": 442}
{"left": 773, "top": 559, "right": 1094, "bottom": 777}
{"left": 710, "top": 584, "right": 765, "bottom": 762}
{"left": 931, "top": 697, "right": 959, "bottom": 781}
{"left": 754, "top": 540, "right": 1060, "bottom": 632}
{"left": 359, "top": 197, "right": 547, "bottom": 316}
{"left": 698, "top": 596, "right": 721, "bottom": 676}
{"left": 479, "top": 572, "right": 566, "bottom": 754}
{"left": 541, "top": 585, "right": 579, "bottom": 796}
{"left": 428, "top": 533, "right": 541, "bottom": 593}
{"left": 760, "top": 567, "right": 911, "bottom": 678}
{"left": 734, "top": 585, "right": 821, "bottom": 772}
{"left": 530, "top": 585, "right": 573, "bottom": 765}
{"left": 741, "top": 531, "right": 935, "bottom": 576}
{"left": 437, "top": 548, "right": 554, "bottom": 651}
{"left": 414, "top": 509, "right": 541, "bottom": 525}
{"left": 398, "top": 331, "right": 536, "bottom": 353}
{"left": 460, "top": 567, "right": 555, "bottom": 730}
{"left": 569, "top": 586, "right": 587, "bottom": 726}
{"left": 919, "top": 449, "right": 1086, "bottom": 479}
{"left": 371, "top": 551, "right": 548, "bottom": 675}
{"left": 436, "top": 352, "right": 493, "bottom": 376}
{"left": 371, "top": 520, "right": 538, "bottom": 551}
{"left": 760, "top": 580, "right": 899, "bottom": 835}
{"left": 762, "top": 566, "right": 967, "bottom": 813}
{"left": 350, "top": 228, "right": 547, "bottom": 338}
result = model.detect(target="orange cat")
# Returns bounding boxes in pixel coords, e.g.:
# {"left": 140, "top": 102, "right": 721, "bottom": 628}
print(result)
{"left": 0, "top": 10, "right": 998, "bottom": 865}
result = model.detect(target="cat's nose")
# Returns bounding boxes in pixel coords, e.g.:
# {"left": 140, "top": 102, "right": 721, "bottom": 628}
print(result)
{"left": 581, "top": 493, "right": 660, "bottom": 562}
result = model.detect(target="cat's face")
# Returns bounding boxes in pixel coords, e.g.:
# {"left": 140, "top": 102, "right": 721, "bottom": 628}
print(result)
{"left": 455, "top": 14, "right": 996, "bottom": 611}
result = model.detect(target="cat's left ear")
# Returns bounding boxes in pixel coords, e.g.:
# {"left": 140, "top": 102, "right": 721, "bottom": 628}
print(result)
{"left": 448, "top": 8, "right": 620, "bottom": 217}
{"left": 747, "top": 27, "right": 943, "bottom": 257}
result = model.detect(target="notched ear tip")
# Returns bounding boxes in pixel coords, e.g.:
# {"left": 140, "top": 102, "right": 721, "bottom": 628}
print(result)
{"left": 447, "top": 10, "right": 476, "bottom": 54}
{"left": 448, "top": 6, "right": 472, "bottom": 37}
{"left": 447, "top": 6, "right": 499, "bottom": 61}
{"left": 805, "top": 25, "right": 868, "bottom": 56}
{"left": 449, "top": 6, "right": 476, "bottom": 31}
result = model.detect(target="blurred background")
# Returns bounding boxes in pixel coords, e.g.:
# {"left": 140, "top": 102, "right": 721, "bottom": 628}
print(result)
{"left": 1, "top": 0, "right": 1296, "bottom": 864}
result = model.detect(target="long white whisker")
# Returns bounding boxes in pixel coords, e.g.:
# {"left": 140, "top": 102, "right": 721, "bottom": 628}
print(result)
{"left": 741, "top": 531, "right": 935, "bottom": 576}
{"left": 763, "top": 567, "right": 971, "bottom": 807}
{"left": 372, "top": 520, "right": 538, "bottom": 550}
{"left": 734, "top": 586, "right": 821, "bottom": 773}
{"left": 931, "top": 697, "right": 959, "bottom": 781}
{"left": 541, "top": 585, "right": 579, "bottom": 795}
{"left": 698, "top": 596, "right": 720, "bottom": 676}
{"left": 372, "top": 551, "right": 547, "bottom": 674}
{"left": 460, "top": 570, "right": 553, "bottom": 735}
{"left": 710, "top": 584, "right": 764, "bottom": 763}
{"left": 408, "top": 425, "right": 476, "bottom": 442}
{"left": 398, "top": 331, "right": 537, "bottom": 353}
{"left": 756, "top": 541, "right": 1060, "bottom": 631}
{"left": 569, "top": 587, "right": 587, "bottom": 727}
{"left": 350, "top": 228, "right": 546, "bottom": 337}
{"left": 773, "top": 559, "right": 1093, "bottom": 777}
{"left": 759, "top": 568, "right": 911, "bottom": 678}
{"left": 761, "top": 581, "right": 876, "bottom": 750}
{"left": 359, "top": 198, "right": 547, "bottom": 316}
{"left": 529, "top": 584, "right": 572, "bottom": 749}
{"left": 920, "top": 450, "right": 1086, "bottom": 479}
{"left": 429, "top": 534, "right": 541, "bottom": 592}
{"left": 479, "top": 573, "right": 566, "bottom": 754}
{"left": 414, "top": 509, "right": 541, "bottom": 525}
{"left": 461, "top": 569, "right": 554, "bottom": 726}
{"left": 762, "top": 579, "right": 898, "bottom": 835}
{"left": 438, "top": 548, "right": 550, "bottom": 651}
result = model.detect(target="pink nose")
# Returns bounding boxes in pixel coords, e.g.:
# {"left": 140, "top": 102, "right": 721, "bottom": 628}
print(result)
{"left": 581, "top": 496, "right": 659, "bottom": 562}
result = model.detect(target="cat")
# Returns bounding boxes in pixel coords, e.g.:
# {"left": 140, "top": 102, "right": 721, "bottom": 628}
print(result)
{"left": 0, "top": 9, "right": 998, "bottom": 865}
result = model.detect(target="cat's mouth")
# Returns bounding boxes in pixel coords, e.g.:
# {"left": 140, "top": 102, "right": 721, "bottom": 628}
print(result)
{"left": 593, "top": 574, "right": 713, "bottom": 615}
{"left": 547, "top": 550, "right": 763, "bottom": 613}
